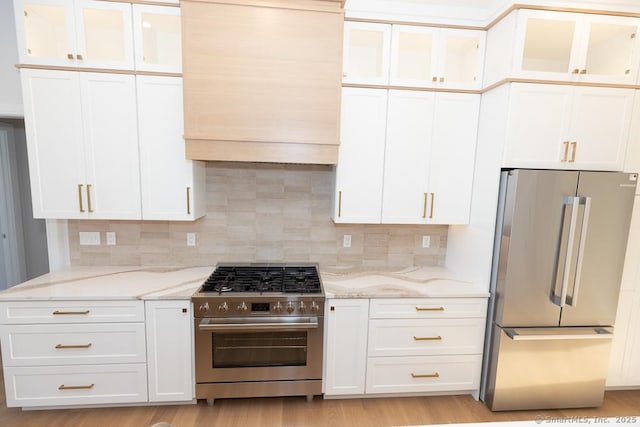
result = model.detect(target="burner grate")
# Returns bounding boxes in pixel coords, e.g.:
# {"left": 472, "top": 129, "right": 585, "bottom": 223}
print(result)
{"left": 200, "top": 265, "right": 321, "bottom": 294}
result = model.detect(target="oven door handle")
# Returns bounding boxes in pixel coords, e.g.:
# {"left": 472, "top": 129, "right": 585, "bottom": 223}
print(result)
{"left": 198, "top": 316, "right": 319, "bottom": 332}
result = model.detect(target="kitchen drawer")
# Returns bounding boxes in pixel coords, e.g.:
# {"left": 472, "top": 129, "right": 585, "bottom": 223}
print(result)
{"left": 365, "top": 354, "right": 481, "bottom": 394}
{"left": 4, "top": 363, "right": 148, "bottom": 407}
{"left": 368, "top": 318, "right": 485, "bottom": 357}
{"left": 369, "top": 298, "right": 487, "bottom": 319}
{"left": 0, "top": 301, "right": 144, "bottom": 324}
{"left": 0, "top": 323, "right": 146, "bottom": 367}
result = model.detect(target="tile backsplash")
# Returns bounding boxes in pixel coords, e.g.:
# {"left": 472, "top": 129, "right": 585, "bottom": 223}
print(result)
{"left": 68, "top": 162, "right": 447, "bottom": 268}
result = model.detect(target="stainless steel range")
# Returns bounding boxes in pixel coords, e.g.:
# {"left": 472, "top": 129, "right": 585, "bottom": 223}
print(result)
{"left": 192, "top": 263, "right": 325, "bottom": 404}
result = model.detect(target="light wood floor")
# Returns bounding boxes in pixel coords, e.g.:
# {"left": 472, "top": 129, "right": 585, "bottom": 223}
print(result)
{"left": 1, "top": 364, "right": 640, "bottom": 427}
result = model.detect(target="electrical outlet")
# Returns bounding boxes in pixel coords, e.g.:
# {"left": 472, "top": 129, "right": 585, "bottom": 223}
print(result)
{"left": 187, "top": 233, "right": 196, "bottom": 247}
{"left": 79, "top": 232, "right": 100, "bottom": 246}
{"left": 106, "top": 232, "right": 116, "bottom": 246}
{"left": 422, "top": 235, "right": 431, "bottom": 248}
{"left": 343, "top": 234, "right": 352, "bottom": 248}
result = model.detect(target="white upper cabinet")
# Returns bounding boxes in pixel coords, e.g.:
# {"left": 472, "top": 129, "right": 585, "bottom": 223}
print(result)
{"left": 503, "top": 83, "right": 634, "bottom": 171}
{"left": 382, "top": 91, "right": 479, "bottom": 224}
{"left": 21, "top": 68, "right": 141, "bottom": 219}
{"left": 390, "top": 26, "right": 485, "bottom": 89}
{"left": 14, "top": 0, "right": 134, "bottom": 70}
{"left": 137, "top": 76, "right": 205, "bottom": 221}
{"left": 132, "top": 5, "right": 182, "bottom": 73}
{"left": 335, "top": 88, "right": 479, "bottom": 224}
{"left": 513, "top": 10, "right": 640, "bottom": 84}
{"left": 334, "top": 88, "right": 387, "bottom": 223}
{"left": 343, "top": 21, "right": 392, "bottom": 86}
{"left": 344, "top": 21, "right": 485, "bottom": 89}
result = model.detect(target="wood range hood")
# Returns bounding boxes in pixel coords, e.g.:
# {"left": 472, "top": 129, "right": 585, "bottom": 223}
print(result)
{"left": 181, "top": 0, "right": 344, "bottom": 165}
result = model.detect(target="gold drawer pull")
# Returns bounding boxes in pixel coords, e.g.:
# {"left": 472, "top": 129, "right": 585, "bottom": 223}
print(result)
{"left": 55, "top": 343, "right": 92, "bottom": 349}
{"left": 413, "top": 335, "right": 442, "bottom": 341}
{"left": 58, "top": 383, "right": 94, "bottom": 390}
{"left": 415, "top": 306, "right": 444, "bottom": 311}
{"left": 411, "top": 372, "right": 440, "bottom": 379}
{"left": 53, "top": 310, "right": 90, "bottom": 315}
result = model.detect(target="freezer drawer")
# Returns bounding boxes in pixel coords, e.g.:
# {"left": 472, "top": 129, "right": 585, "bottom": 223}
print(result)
{"left": 484, "top": 325, "right": 613, "bottom": 411}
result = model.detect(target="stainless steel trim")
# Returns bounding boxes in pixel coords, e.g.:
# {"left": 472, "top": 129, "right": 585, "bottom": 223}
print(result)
{"left": 568, "top": 196, "right": 591, "bottom": 307}
{"left": 555, "top": 196, "right": 579, "bottom": 308}
{"left": 504, "top": 327, "right": 613, "bottom": 341}
{"left": 196, "top": 379, "right": 322, "bottom": 400}
{"left": 198, "top": 316, "right": 318, "bottom": 332}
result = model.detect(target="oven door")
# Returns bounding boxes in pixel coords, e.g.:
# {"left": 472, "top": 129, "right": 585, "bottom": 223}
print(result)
{"left": 194, "top": 315, "right": 323, "bottom": 383}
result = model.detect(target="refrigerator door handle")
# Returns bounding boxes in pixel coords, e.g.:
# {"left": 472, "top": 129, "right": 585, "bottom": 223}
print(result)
{"left": 504, "top": 327, "right": 613, "bottom": 341}
{"left": 567, "top": 196, "right": 592, "bottom": 307}
{"left": 553, "top": 196, "right": 580, "bottom": 308}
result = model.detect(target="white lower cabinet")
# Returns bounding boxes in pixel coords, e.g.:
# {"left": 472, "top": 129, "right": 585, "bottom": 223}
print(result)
{"left": 365, "top": 354, "right": 481, "bottom": 394}
{"left": 324, "top": 299, "right": 369, "bottom": 395}
{"left": 4, "top": 364, "right": 148, "bottom": 407}
{"left": 608, "top": 195, "right": 640, "bottom": 387}
{"left": 324, "top": 297, "right": 487, "bottom": 397}
{"left": 0, "top": 300, "right": 147, "bottom": 408}
{"left": 145, "top": 300, "right": 194, "bottom": 402}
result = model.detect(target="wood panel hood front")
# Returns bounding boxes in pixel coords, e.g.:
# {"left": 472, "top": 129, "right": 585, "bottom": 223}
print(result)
{"left": 181, "top": 0, "right": 344, "bottom": 165}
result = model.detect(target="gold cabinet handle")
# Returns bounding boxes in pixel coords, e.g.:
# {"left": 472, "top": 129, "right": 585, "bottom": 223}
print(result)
{"left": 338, "top": 191, "right": 342, "bottom": 217}
{"left": 53, "top": 310, "right": 90, "bottom": 315}
{"left": 413, "top": 335, "right": 442, "bottom": 341}
{"left": 422, "top": 193, "right": 428, "bottom": 218}
{"left": 58, "top": 384, "right": 94, "bottom": 390}
{"left": 562, "top": 141, "right": 570, "bottom": 162}
{"left": 572, "top": 68, "right": 580, "bottom": 74}
{"left": 432, "top": 76, "right": 438, "bottom": 82}
{"left": 78, "top": 184, "right": 85, "bottom": 212}
{"left": 186, "top": 186, "right": 191, "bottom": 215}
{"left": 86, "top": 184, "right": 93, "bottom": 213}
{"left": 415, "top": 306, "right": 444, "bottom": 311}
{"left": 411, "top": 372, "right": 440, "bottom": 379}
{"left": 429, "top": 192, "right": 435, "bottom": 219}
{"left": 55, "top": 343, "right": 92, "bottom": 349}
{"left": 67, "top": 53, "right": 74, "bottom": 60}
{"left": 580, "top": 69, "right": 587, "bottom": 74}
{"left": 570, "top": 141, "right": 577, "bottom": 162}
{"left": 76, "top": 54, "right": 83, "bottom": 60}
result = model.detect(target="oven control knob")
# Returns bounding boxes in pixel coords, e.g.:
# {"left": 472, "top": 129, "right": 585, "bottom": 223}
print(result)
{"left": 310, "top": 301, "right": 320, "bottom": 314}
{"left": 199, "top": 302, "right": 210, "bottom": 314}
{"left": 298, "top": 301, "right": 306, "bottom": 314}
{"left": 273, "top": 302, "right": 283, "bottom": 313}
{"left": 218, "top": 302, "right": 229, "bottom": 313}
{"left": 286, "top": 302, "right": 295, "bottom": 314}
{"left": 237, "top": 302, "right": 248, "bottom": 313}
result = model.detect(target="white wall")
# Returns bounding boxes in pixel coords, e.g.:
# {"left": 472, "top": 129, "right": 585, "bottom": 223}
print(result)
{"left": 0, "top": 0, "right": 22, "bottom": 117}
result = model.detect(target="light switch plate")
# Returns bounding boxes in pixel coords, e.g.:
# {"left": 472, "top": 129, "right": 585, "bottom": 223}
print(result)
{"left": 187, "top": 233, "right": 196, "bottom": 247}
{"left": 343, "top": 235, "right": 352, "bottom": 248}
{"left": 79, "top": 232, "right": 101, "bottom": 246}
{"left": 422, "top": 235, "right": 431, "bottom": 248}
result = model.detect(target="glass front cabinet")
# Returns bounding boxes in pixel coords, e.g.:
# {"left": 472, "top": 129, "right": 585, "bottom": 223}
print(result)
{"left": 513, "top": 10, "right": 640, "bottom": 84}
{"left": 343, "top": 21, "right": 485, "bottom": 90}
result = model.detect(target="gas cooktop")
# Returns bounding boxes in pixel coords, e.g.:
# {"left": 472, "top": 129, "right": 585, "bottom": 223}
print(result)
{"left": 199, "top": 263, "right": 322, "bottom": 294}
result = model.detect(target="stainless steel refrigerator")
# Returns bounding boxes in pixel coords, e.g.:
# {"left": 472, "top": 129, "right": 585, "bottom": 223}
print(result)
{"left": 481, "top": 169, "right": 637, "bottom": 411}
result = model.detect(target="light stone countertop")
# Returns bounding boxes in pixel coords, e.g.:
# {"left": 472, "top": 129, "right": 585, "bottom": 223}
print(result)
{"left": 321, "top": 266, "right": 489, "bottom": 298}
{"left": 0, "top": 265, "right": 488, "bottom": 301}
{"left": 0, "top": 266, "right": 213, "bottom": 301}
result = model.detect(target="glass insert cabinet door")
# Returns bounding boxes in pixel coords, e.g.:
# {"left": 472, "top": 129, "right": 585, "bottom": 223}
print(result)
{"left": 14, "top": 0, "right": 134, "bottom": 70}
{"left": 343, "top": 21, "right": 391, "bottom": 85}
{"left": 132, "top": 4, "right": 182, "bottom": 73}
{"left": 373, "top": 25, "right": 485, "bottom": 89}
{"left": 514, "top": 9, "right": 640, "bottom": 84}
